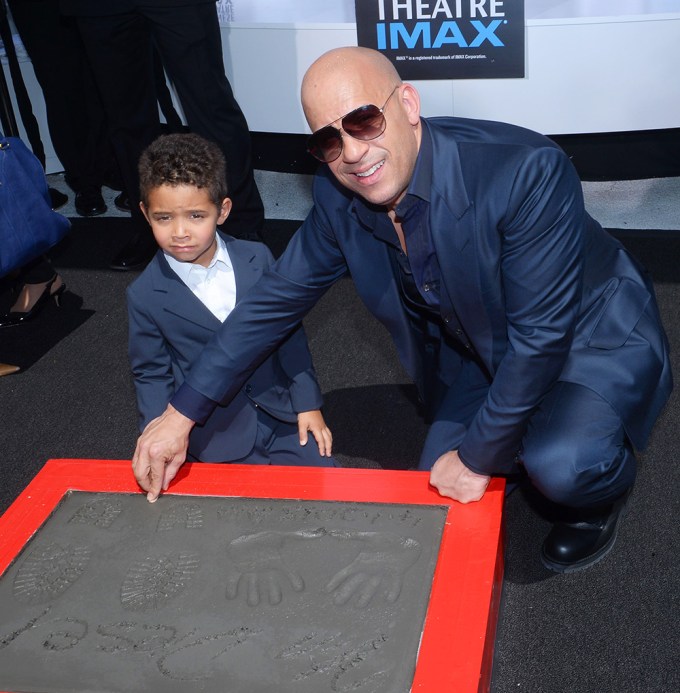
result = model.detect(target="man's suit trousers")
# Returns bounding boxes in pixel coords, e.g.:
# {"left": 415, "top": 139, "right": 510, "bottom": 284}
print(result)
{"left": 418, "top": 358, "right": 636, "bottom": 509}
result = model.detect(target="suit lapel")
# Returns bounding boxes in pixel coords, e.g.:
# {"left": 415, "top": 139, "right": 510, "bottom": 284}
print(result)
{"left": 428, "top": 125, "right": 497, "bottom": 374}
{"left": 151, "top": 250, "right": 220, "bottom": 330}
{"left": 223, "top": 234, "right": 262, "bottom": 303}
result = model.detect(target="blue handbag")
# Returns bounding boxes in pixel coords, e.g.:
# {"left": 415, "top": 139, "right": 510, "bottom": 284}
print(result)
{"left": 0, "top": 134, "right": 70, "bottom": 277}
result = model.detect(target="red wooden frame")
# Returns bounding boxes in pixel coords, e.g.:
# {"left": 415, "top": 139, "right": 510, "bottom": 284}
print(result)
{"left": 0, "top": 459, "right": 505, "bottom": 693}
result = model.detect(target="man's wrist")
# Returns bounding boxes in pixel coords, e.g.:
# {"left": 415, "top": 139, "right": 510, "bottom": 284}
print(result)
{"left": 170, "top": 382, "right": 217, "bottom": 425}
{"left": 166, "top": 403, "right": 196, "bottom": 433}
{"left": 457, "top": 448, "right": 489, "bottom": 477}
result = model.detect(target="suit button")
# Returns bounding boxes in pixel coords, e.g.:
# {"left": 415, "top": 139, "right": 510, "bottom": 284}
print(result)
{"left": 443, "top": 315, "right": 451, "bottom": 323}
{"left": 245, "top": 384, "right": 252, "bottom": 393}
{"left": 456, "top": 329, "right": 463, "bottom": 336}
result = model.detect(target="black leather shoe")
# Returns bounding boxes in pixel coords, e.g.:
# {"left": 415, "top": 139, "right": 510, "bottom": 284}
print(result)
{"left": 541, "top": 489, "right": 632, "bottom": 573}
{"left": 48, "top": 187, "right": 68, "bottom": 211}
{"left": 75, "top": 186, "right": 107, "bottom": 217}
{"left": 114, "top": 192, "right": 132, "bottom": 212}
{"left": 109, "top": 232, "right": 157, "bottom": 271}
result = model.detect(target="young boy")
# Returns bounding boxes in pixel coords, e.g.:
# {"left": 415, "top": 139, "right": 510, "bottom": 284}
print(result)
{"left": 127, "top": 133, "right": 334, "bottom": 467}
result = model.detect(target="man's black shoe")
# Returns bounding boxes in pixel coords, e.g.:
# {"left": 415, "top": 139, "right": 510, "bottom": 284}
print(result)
{"left": 75, "top": 187, "right": 107, "bottom": 217}
{"left": 109, "top": 232, "right": 157, "bottom": 271}
{"left": 540, "top": 489, "right": 632, "bottom": 573}
{"left": 114, "top": 192, "right": 132, "bottom": 212}
{"left": 48, "top": 187, "right": 68, "bottom": 211}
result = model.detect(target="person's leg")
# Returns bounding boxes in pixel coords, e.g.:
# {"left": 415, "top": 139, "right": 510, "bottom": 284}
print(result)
{"left": 522, "top": 381, "right": 636, "bottom": 572}
{"left": 418, "top": 357, "right": 492, "bottom": 471}
{"left": 75, "top": 12, "right": 159, "bottom": 202}
{"left": 522, "top": 381, "right": 635, "bottom": 508}
{"left": 9, "top": 0, "right": 113, "bottom": 211}
{"left": 150, "top": 43, "right": 183, "bottom": 131}
{"left": 226, "top": 445, "right": 270, "bottom": 465}
{"left": 18, "top": 255, "right": 55, "bottom": 285}
{"left": 75, "top": 11, "right": 161, "bottom": 268}
{"left": 224, "top": 410, "right": 335, "bottom": 466}
{"left": 145, "top": 3, "right": 264, "bottom": 239}
{"left": 256, "top": 409, "right": 338, "bottom": 467}
{"left": 0, "top": 256, "right": 65, "bottom": 327}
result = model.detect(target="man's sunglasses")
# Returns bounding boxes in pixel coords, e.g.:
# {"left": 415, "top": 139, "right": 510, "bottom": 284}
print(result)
{"left": 306, "top": 85, "right": 400, "bottom": 163}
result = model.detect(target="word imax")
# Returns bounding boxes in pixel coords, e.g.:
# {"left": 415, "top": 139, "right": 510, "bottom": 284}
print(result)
{"left": 377, "top": 19, "right": 506, "bottom": 49}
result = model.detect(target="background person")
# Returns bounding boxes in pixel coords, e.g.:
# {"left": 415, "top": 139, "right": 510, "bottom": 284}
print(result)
{"left": 6, "top": 0, "right": 120, "bottom": 216}
{"left": 60, "top": 0, "right": 264, "bottom": 270}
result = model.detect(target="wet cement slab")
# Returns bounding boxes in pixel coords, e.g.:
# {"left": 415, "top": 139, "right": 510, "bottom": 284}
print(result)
{"left": 0, "top": 491, "right": 447, "bottom": 692}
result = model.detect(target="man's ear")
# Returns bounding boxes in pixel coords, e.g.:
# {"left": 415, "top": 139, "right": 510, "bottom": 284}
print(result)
{"left": 218, "top": 197, "right": 233, "bottom": 225}
{"left": 399, "top": 83, "right": 421, "bottom": 126}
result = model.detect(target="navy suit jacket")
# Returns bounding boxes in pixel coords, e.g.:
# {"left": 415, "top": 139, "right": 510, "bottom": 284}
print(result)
{"left": 174, "top": 118, "right": 672, "bottom": 474}
{"left": 127, "top": 234, "right": 324, "bottom": 462}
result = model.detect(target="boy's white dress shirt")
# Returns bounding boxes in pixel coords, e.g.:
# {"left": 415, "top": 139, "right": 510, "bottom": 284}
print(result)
{"left": 164, "top": 233, "right": 236, "bottom": 322}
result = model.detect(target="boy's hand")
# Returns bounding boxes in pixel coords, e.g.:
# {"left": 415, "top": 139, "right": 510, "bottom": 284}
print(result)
{"left": 132, "top": 404, "right": 194, "bottom": 502}
{"left": 297, "top": 410, "right": 333, "bottom": 457}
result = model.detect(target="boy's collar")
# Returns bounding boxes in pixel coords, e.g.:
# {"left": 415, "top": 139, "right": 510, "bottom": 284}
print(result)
{"left": 163, "top": 230, "right": 231, "bottom": 279}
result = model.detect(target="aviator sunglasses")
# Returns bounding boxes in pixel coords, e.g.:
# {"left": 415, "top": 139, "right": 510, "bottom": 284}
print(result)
{"left": 306, "top": 85, "right": 401, "bottom": 163}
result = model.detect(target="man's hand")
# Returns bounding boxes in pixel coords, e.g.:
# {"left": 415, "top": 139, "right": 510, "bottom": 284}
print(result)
{"left": 297, "top": 410, "right": 333, "bottom": 457}
{"left": 429, "top": 450, "right": 490, "bottom": 503}
{"left": 225, "top": 529, "right": 324, "bottom": 606}
{"left": 131, "top": 404, "right": 194, "bottom": 503}
{"left": 325, "top": 531, "right": 421, "bottom": 607}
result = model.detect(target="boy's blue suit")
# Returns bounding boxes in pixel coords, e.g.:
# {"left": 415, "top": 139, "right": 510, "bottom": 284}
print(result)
{"left": 127, "top": 234, "right": 323, "bottom": 462}
{"left": 175, "top": 118, "right": 672, "bottom": 484}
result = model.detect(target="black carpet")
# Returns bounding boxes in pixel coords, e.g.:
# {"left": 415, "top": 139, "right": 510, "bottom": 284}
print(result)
{"left": 0, "top": 217, "right": 677, "bottom": 693}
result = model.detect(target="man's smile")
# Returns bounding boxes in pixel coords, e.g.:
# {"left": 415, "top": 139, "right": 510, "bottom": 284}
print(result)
{"left": 354, "top": 160, "right": 385, "bottom": 178}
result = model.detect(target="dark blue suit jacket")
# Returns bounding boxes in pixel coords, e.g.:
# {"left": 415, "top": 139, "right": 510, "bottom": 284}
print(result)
{"left": 174, "top": 119, "right": 672, "bottom": 473}
{"left": 127, "top": 234, "right": 323, "bottom": 462}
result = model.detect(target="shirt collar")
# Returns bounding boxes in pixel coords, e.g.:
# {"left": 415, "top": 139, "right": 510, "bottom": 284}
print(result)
{"left": 164, "top": 231, "right": 232, "bottom": 282}
{"left": 351, "top": 118, "right": 433, "bottom": 229}
{"left": 396, "top": 119, "right": 433, "bottom": 216}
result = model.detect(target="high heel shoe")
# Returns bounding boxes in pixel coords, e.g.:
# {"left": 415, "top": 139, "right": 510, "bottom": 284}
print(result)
{"left": 0, "top": 275, "right": 66, "bottom": 328}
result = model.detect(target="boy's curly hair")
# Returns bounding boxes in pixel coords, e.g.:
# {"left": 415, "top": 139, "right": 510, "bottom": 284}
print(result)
{"left": 138, "top": 133, "right": 228, "bottom": 206}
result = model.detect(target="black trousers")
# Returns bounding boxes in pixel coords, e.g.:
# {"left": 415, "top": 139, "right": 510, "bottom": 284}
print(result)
{"left": 73, "top": 3, "right": 264, "bottom": 238}
{"left": 8, "top": 0, "right": 118, "bottom": 193}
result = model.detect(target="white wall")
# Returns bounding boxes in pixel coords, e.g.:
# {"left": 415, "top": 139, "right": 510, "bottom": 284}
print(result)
{"left": 222, "top": 0, "right": 680, "bottom": 135}
{"left": 3, "top": 0, "right": 679, "bottom": 172}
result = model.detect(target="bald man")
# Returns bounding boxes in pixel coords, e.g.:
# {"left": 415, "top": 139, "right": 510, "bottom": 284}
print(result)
{"left": 132, "top": 47, "right": 671, "bottom": 573}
